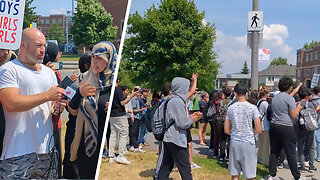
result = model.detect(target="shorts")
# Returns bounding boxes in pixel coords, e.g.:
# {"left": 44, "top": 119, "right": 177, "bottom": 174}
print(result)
{"left": 0, "top": 151, "right": 58, "bottom": 179}
{"left": 228, "top": 140, "right": 257, "bottom": 179}
{"left": 199, "top": 118, "right": 208, "bottom": 123}
{"left": 187, "top": 129, "right": 192, "bottom": 143}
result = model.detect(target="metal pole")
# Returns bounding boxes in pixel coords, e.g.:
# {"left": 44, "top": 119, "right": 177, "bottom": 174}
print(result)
{"left": 66, "top": 13, "right": 69, "bottom": 52}
{"left": 72, "top": 0, "right": 74, "bottom": 16}
{"left": 251, "top": 0, "right": 259, "bottom": 90}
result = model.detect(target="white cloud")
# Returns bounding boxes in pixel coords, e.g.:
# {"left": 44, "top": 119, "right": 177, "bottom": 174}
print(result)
{"left": 50, "top": 8, "right": 67, "bottom": 15}
{"left": 215, "top": 24, "right": 295, "bottom": 74}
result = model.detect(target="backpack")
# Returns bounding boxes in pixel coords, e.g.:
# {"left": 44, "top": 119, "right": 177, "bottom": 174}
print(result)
{"left": 266, "top": 104, "right": 273, "bottom": 122}
{"left": 143, "top": 101, "right": 163, "bottom": 133}
{"left": 206, "top": 103, "right": 217, "bottom": 122}
{"left": 217, "top": 99, "right": 231, "bottom": 127}
{"left": 152, "top": 95, "right": 184, "bottom": 141}
{"left": 299, "top": 101, "right": 319, "bottom": 131}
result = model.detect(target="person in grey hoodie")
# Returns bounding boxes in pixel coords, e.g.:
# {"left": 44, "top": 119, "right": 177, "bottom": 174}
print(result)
{"left": 156, "top": 77, "right": 202, "bottom": 180}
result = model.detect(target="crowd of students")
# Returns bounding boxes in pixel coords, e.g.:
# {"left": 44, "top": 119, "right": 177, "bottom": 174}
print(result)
{"left": 106, "top": 75, "right": 320, "bottom": 180}
{"left": 183, "top": 77, "right": 320, "bottom": 180}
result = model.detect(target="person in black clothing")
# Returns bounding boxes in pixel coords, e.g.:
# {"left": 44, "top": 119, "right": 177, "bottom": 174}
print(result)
{"left": 66, "top": 41, "right": 117, "bottom": 179}
{"left": 63, "top": 54, "right": 91, "bottom": 179}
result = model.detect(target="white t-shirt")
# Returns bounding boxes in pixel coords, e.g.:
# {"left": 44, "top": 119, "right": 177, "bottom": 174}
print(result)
{"left": 227, "top": 101, "right": 261, "bottom": 145}
{"left": 257, "top": 99, "right": 270, "bottom": 131}
{"left": 0, "top": 59, "right": 57, "bottom": 160}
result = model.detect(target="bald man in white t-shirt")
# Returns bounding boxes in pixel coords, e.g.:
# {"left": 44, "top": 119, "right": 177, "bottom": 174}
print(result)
{"left": 0, "top": 28, "right": 66, "bottom": 179}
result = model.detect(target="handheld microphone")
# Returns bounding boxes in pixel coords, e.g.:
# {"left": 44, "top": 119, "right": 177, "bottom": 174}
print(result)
{"left": 58, "top": 76, "right": 79, "bottom": 99}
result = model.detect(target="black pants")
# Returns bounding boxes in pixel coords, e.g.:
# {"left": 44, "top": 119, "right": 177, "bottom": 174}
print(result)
{"left": 129, "top": 118, "right": 140, "bottom": 148}
{"left": 269, "top": 123, "right": 300, "bottom": 180}
{"left": 209, "top": 120, "right": 214, "bottom": 150}
{"left": 63, "top": 114, "right": 78, "bottom": 179}
{"left": 297, "top": 125, "right": 315, "bottom": 167}
{"left": 156, "top": 142, "right": 192, "bottom": 180}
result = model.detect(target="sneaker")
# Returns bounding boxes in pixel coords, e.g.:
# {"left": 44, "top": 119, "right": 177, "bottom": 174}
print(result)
{"left": 191, "top": 163, "right": 201, "bottom": 169}
{"left": 218, "top": 158, "right": 224, "bottom": 164}
{"left": 116, "top": 156, "right": 131, "bottom": 165}
{"left": 277, "top": 163, "right": 284, "bottom": 169}
{"left": 129, "top": 146, "right": 135, "bottom": 152}
{"left": 109, "top": 157, "right": 116, "bottom": 163}
{"left": 266, "top": 175, "right": 280, "bottom": 180}
{"left": 304, "top": 161, "right": 310, "bottom": 167}
{"left": 316, "top": 159, "right": 320, "bottom": 162}
{"left": 143, "top": 142, "right": 150, "bottom": 146}
{"left": 309, "top": 165, "right": 317, "bottom": 171}
{"left": 134, "top": 148, "right": 145, "bottom": 153}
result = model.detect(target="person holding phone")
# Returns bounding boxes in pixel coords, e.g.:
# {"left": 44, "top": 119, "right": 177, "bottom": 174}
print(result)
{"left": 67, "top": 41, "right": 117, "bottom": 178}
{"left": 0, "top": 28, "right": 66, "bottom": 179}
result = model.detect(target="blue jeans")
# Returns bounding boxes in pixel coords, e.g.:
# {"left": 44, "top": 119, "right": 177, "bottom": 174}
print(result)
{"left": 314, "top": 128, "right": 320, "bottom": 161}
{"left": 137, "top": 123, "right": 147, "bottom": 144}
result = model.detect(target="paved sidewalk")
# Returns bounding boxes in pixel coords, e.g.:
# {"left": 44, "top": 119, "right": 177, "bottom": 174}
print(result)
{"left": 144, "top": 133, "right": 320, "bottom": 180}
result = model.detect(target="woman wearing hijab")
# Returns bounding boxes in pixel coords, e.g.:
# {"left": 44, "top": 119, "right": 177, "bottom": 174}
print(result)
{"left": 67, "top": 41, "right": 117, "bottom": 179}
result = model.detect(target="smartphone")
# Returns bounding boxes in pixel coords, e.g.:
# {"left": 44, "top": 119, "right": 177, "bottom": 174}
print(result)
{"left": 134, "top": 88, "right": 139, "bottom": 92}
{"left": 51, "top": 61, "right": 63, "bottom": 70}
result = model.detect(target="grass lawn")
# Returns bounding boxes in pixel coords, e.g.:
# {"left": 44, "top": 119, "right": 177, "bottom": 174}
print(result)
{"left": 61, "top": 54, "right": 81, "bottom": 61}
{"left": 99, "top": 150, "right": 268, "bottom": 180}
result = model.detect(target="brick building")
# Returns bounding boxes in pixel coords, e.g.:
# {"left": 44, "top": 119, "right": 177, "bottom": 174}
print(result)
{"left": 296, "top": 45, "right": 320, "bottom": 84}
{"left": 37, "top": 14, "right": 72, "bottom": 40}
{"left": 99, "top": 0, "right": 128, "bottom": 50}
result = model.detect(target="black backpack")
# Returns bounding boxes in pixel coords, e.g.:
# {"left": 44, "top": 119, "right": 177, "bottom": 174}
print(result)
{"left": 143, "top": 101, "right": 163, "bottom": 133}
{"left": 152, "top": 95, "right": 184, "bottom": 141}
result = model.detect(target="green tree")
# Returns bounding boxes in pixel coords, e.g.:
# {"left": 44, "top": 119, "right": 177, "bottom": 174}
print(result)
{"left": 270, "top": 57, "right": 288, "bottom": 66}
{"left": 122, "top": 0, "right": 218, "bottom": 91}
{"left": 303, "top": 40, "right": 320, "bottom": 50}
{"left": 71, "top": 0, "right": 117, "bottom": 46}
{"left": 23, "top": 0, "right": 40, "bottom": 29}
{"left": 241, "top": 61, "right": 250, "bottom": 74}
{"left": 47, "top": 23, "right": 65, "bottom": 44}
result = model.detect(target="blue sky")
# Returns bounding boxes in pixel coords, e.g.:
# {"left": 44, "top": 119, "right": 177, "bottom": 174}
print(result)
{"left": 32, "top": 0, "right": 75, "bottom": 16}
{"left": 129, "top": 0, "right": 320, "bottom": 74}
{"left": 32, "top": 0, "right": 320, "bottom": 74}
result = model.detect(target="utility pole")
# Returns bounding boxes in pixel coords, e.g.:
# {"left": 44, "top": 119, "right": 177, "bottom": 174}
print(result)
{"left": 251, "top": 0, "right": 259, "bottom": 90}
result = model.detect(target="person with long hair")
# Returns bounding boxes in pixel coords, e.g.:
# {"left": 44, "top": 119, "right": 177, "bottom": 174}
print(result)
{"left": 256, "top": 85, "right": 270, "bottom": 166}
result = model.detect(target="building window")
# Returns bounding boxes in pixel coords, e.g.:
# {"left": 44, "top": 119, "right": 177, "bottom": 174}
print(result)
{"left": 305, "top": 54, "right": 309, "bottom": 62}
{"left": 297, "top": 55, "right": 301, "bottom": 64}
{"left": 315, "top": 51, "right": 318, "bottom": 60}
{"left": 45, "top": 19, "right": 49, "bottom": 24}
{"left": 268, "top": 76, "right": 274, "bottom": 81}
{"left": 315, "top": 66, "right": 318, "bottom": 74}
{"left": 297, "top": 69, "right": 301, "bottom": 78}
{"left": 40, "top": 19, "right": 44, "bottom": 24}
{"left": 58, "top": 18, "right": 62, "bottom": 24}
{"left": 52, "top": 19, "right": 56, "bottom": 24}
{"left": 310, "top": 53, "right": 313, "bottom": 61}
